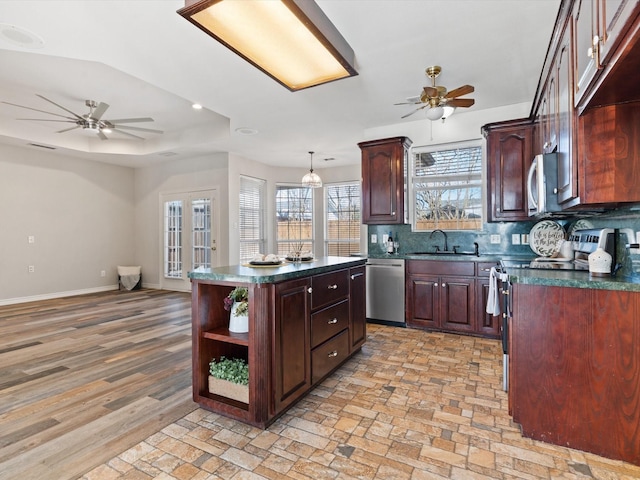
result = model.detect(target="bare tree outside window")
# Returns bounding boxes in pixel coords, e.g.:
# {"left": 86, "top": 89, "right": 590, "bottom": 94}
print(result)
{"left": 412, "top": 142, "right": 483, "bottom": 230}
{"left": 276, "top": 185, "right": 313, "bottom": 256}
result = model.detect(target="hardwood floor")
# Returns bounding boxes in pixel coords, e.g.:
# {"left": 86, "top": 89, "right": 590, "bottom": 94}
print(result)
{"left": 0, "top": 289, "right": 197, "bottom": 480}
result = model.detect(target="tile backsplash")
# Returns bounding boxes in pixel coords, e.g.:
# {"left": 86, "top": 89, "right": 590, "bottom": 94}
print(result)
{"left": 367, "top": 205, "right": 640, "bottom": 278}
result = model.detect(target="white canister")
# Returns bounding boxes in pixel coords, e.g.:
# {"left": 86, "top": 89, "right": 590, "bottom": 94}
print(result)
{"left": 588, "top": 247, "right": 612, "bottom": 276}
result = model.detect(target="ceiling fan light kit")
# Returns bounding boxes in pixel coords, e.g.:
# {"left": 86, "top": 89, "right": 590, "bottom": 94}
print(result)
{"left": 396, "top": 65, "right": 475, "bottom": 122}
{"left": 177, "top": 0, "right": 358, "bottom": 91}
{"left": 302, "top": 151, "right": 322, "bottom": 188}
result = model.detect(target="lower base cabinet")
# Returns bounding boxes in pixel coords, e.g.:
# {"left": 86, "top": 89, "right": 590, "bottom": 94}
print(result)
{"left": 405, "top": 259, "right": 500, "bottom": 338}
{"left": 511, "top": 284, "right": 640, "bottom": 465}
{"left": 190, "top": 261, "right": 366, "bottom": 429}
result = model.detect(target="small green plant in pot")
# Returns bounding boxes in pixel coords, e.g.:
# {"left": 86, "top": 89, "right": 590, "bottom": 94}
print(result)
{"left": 208, "top": 356, "right": 249, "bottom": 403}
{"left": 209, "top": 356, "right": 249, "bottom": 385}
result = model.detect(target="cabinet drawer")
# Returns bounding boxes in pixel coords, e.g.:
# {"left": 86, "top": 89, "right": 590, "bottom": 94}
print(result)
{"left": 476, "top": 261, "right": 501, "bottom": 277}
{"left": 311, "top": 299, "right": 349, "bottom": 348}
{"left": 312, "top": 330, "right": 349, "bottom": 384}
{"left": 406, "top": 260, "right": 475, "bottom": 276}
{"left": 311, "top": 269, "right": 349, "bottom": 309}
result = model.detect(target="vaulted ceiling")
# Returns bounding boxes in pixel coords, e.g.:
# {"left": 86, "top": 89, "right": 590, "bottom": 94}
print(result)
{"left": 0, "top": 0, "right": 560, "bottom": 169}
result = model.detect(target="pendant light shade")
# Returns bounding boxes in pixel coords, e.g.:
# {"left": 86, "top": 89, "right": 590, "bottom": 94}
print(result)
{"left": 302, "top": 151, "right": 322, "bottom": 188}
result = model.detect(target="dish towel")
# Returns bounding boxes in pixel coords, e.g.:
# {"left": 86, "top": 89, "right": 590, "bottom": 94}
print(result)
{"left": 486, "top": 267, "right": 501, "bottom": 316}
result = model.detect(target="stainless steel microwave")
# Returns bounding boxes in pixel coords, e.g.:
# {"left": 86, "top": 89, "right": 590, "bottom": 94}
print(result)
{"left": 527, "top": 153, "right": 562, "bottom": 217}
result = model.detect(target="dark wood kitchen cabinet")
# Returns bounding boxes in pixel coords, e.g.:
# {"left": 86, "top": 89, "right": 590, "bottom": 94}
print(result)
{"left": 348, "top": 265, "right": 366, "bottom": 352}
{"left": 511, "top": 283, "right": 640, "bottom": 465}
{"left": 475, "top": 261, "right": 502, "bottom": 338}
{"left": 359, "top": 136, "right": 412, "bottom": 224}
{"left": 189, "top": 258, "right": 366, "bottom": 429}
{"left": 274, "top": 277, "right": 311, "bottom": 413}
{"left": 482, "top": 119, "right": 534, "bottom": 222}
{"left": 406, "top": 260, "right": 475, "bottom": 335}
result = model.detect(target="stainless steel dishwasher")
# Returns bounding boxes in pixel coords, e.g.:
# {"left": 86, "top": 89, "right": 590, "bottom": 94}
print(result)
{"left": 365, "top": 258, "right": 405, "bottom": 326}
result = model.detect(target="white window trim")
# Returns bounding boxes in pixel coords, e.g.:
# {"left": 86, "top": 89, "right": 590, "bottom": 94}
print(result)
{"left": 409, "top": 139, "right": 484, "bottom": 232}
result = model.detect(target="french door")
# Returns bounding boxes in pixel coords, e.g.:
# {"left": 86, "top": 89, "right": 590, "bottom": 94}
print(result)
{"left": 160, "top": 189, "right": 219, "bottom": 291}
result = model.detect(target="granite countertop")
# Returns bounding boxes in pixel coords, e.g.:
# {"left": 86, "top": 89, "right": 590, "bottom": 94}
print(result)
{"left": 506, "top": 268, "right": 640, "bottom": 291}
{"left": 367, "top": 252, "right": 534, "bottom": 262}
{"left": 188, "top": 256, "right": 366, "bottom": 284}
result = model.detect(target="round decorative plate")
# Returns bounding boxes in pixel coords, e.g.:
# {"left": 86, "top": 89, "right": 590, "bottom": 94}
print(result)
{"left": 568, "top": 219, "right": 594, "bottom": 236}
{"left": 529, "top": 220, "right": 566, "bottom": 256}
{"left": 249, "top": 260, "right": 282, "bottom": 266}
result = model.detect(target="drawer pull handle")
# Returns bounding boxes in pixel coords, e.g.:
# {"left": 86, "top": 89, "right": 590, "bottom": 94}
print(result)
{"left": 328, "top": 318, "right": 338, "bottom": 324}
{"left": 327, "top": 284, "right": 338, "bottom": 290}
{"left": 351, "top": 273, "right": 363, "bottom": 280}
{"left": 434, "top": 283, "right": 439, "bottom": 287}
{"left": 442, "top": 283, "right": 446, "bottom": 288}
{"left": 328, "top": 351, "right": 338, "bottom": 358}
{"left": 307, "top": 287, "right": 313, "bottom": 294}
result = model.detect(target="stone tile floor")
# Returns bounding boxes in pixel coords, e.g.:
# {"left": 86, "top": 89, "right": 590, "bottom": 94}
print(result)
{"left": 82, "top": 324, "right": 640, "bottom": 479}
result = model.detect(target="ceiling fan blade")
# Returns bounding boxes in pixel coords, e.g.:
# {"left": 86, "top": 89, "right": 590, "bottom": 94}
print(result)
{"left": 446, "top": 98, "right": 475, "bottom": 108}
{"left": 445, "top": 85, "right": 475, "bottom": 98}
{"left": 111, "top": 128, "right": 144, "bottom": 140}
{"left": 91, "top": 102, "right": 110, "bottom": 121}
{"left": 394, "top": 101, "right": 421, "bottom": 105}
{"left": 57, "top": 126, "right": 81, "bottom": 133}
{"left": 36, "top": 94, "right": 84, "bottom": 120}
{"left": 423, "top": 86, "right": 439, "bottom": 98}
{"left": 106, "top": 117, "right": 154, "bottom": 124}
{"left": 2, "top": 101, "right": 75, "bottom": 120}
{"left": 16, "top": 118, "right": 76, "bottom": 123}
{"left": 112, "top": 125, "right": 163, "bottom": 134}
{"left": 401, "top": 104, "right": 428, "bottom": 119}
{"left": 97, "top": 130, "right": 109, "bottom": 141}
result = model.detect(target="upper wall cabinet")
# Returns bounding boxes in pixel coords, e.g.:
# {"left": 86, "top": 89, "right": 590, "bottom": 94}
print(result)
{"left": 526, "top": 0, "right": 640, "bottom": 212}
{"left": 359, "top": 136, "right": 412, "bottom": 225}
{"left": 482, "top": 119, "right": 534, "bottom": 222}
{"left": 574, "top": 0, "right": 640, "bottom": 108}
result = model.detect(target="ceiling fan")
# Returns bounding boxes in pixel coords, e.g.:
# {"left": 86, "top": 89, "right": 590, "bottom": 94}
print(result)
{"left": 396, "top": 66, "right": 475, "bottom": 120}
{"left": 1, "top": 94, "right": 163, "bottom": 140}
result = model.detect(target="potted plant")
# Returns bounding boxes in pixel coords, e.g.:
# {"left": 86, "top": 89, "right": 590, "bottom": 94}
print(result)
{"left": 224, "top": 286, "right": 249, "bottom": 333}
{"left": 208, "top": 356, "right": 249, "bottom": 403}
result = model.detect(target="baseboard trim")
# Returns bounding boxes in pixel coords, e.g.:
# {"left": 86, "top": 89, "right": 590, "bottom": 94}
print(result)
{"left": 0, "top": 285, "right": 120, "bottom": 306}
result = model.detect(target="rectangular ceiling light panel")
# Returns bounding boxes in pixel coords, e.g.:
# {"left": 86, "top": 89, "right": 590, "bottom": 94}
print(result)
{"left": 178, "top": 0, "right": 358, "bottom": 91}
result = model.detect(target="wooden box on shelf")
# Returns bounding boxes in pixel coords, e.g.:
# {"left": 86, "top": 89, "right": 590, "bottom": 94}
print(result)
{"left": 208, "top": 376, "right": 249, "bottom": 404}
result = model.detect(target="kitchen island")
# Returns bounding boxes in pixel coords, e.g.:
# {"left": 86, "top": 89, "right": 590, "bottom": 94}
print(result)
{"left": 508, "top": 270, "right": 640, "bottom": 466}
{"left": 188, "top": 256, "right": 366, "bottom": 428}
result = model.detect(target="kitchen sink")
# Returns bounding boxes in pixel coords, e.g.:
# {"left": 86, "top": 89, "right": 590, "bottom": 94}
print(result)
{"left": 409, "top": 250, "right": 479, "bottom": 257}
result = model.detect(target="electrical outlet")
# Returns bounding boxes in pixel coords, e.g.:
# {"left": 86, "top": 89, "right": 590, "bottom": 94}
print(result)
{"left": 382, "top": 234, "right": 389, "bottom": 244}
{"left": 521, "top": 234, "right": 529, "bottom": 245}
{"left": 101, "top": 270, "right": 106, "bottom": 277}
{"left": 371, "top": 234, "right": 377, "bottom": 243}
{"left": 28, "top": 265, "right": 35, "bottom": 273}
{"left": 511, "top": 234, "right": 521, "bottom": 245}
{"left": 28, "top": 235, "right": 35, "bottom": 244}
{"left": 490, "top": 234, "right": 501, "bottom": 244}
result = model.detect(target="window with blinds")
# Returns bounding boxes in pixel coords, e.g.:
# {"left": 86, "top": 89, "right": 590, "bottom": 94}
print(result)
{"left": 411, "top": 141, "right": 483, "bottom": 231}
{"left": 239, "top": 176, "right": 266, "bottom": 262}
{"left": 325, "top": 182, "right": 361, "bottom": 256}
{"left": 276, "top": 185, "right": 313, "bottom": 256}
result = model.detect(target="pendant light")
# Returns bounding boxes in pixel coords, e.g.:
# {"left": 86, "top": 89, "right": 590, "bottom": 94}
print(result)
{"left": 301, "top": 151, "right": 322, "bottom": 188}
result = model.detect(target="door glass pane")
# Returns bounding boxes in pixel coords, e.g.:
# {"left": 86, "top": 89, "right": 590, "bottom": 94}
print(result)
{"left": 192, "top": 197, "right": 211, "bottom": 270}
{"left": 164, "top": 200, "right": 183, "bottom": 278}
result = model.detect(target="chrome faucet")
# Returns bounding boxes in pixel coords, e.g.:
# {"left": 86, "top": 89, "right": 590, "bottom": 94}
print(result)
{"left": 430, "top": 229, "right": 448, "bottom": 252}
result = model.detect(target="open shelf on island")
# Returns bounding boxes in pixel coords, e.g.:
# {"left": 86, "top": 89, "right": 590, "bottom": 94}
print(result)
{"left": 203, "top": 327, "right": 249, "bottom": 346}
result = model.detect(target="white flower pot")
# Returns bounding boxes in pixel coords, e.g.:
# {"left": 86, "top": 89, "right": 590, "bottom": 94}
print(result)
{"left": 229, "top": 301, "right": 249, "bottom": 333}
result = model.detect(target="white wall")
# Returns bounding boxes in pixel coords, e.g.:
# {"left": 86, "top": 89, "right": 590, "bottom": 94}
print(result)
{"left": 0, "top": 102, "right": 528, "bottom": 302}
{"left": 0, "top": 144, "right": 135, "bottom": 303}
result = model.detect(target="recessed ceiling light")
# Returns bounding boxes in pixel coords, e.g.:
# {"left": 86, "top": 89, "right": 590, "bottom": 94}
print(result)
{"left": 235, "top": 127, "right": 258, "bottom": 136}
{"left": 0, "top": 24, "right": 44, "bottom": 49}
{"left": 192, "top": 103, "right": 203, "bottom": 109}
